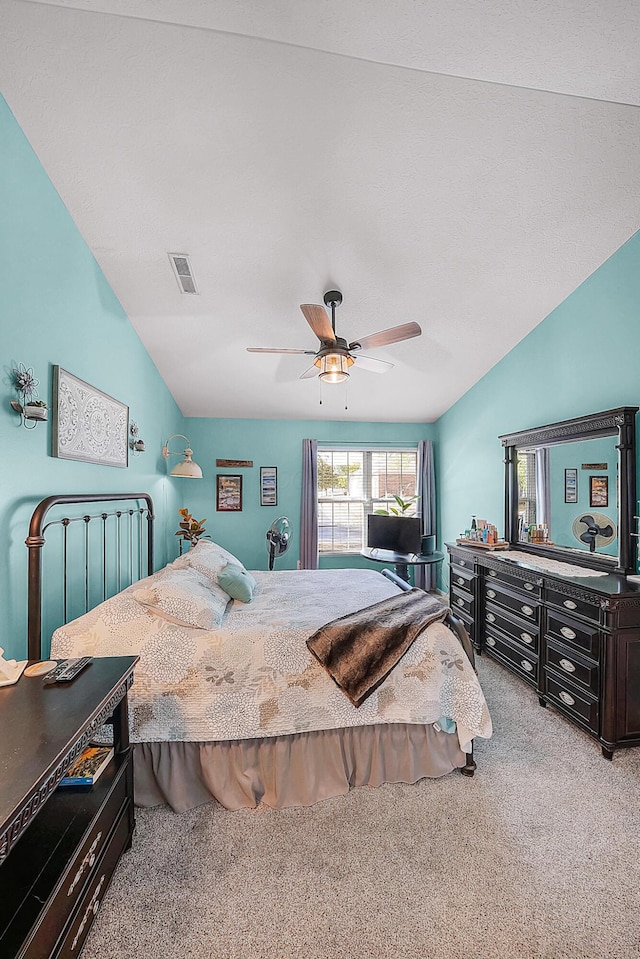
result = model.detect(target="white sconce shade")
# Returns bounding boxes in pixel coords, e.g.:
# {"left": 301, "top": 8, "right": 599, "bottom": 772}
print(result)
{"left": 162, "top": 434, "right": 203, "bottom": 478}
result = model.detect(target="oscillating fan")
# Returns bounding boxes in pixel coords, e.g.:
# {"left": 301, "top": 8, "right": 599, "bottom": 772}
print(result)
{"left": 266, "top": 516, "right": 292, "bottom": 570}
{"left": 572, "top": 513, "right": 616, "bottom": 553}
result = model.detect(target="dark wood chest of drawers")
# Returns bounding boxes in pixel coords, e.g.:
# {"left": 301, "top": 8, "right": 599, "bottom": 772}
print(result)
{"left": 0, "top": 657, "right": 137, "bottom": 958}
{"left": 447, "top": 545, "right": 640, "bottom": 758}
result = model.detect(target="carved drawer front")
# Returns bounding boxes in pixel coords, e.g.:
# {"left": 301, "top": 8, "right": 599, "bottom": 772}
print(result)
{"left": 545, "top": 587, "right": 600, "bottom": 625}
{"left": 483, "top": 581, "right": 540, "bottom": 624}
{"left": 545, "top": 638, "right": 599, "bottom": 696}
{"left": 546, "top": 609, "right": 600, "bottom": 660}
{"left": 485, "top": 566, "right": 541, "bottom": 597}
{"left": 450, "top": 566, "right": 474, "bottom": 591}
{"left": 451, "top": 586, "right": 473, "bottom": 618}
{"left": 484, "top": 602, "right": 539, "bottom": 653}
{"left": 449, "top": 550, "right": 475, "bottom": 572}
{"left": 485, "top": 628, "right": 538, "bottom": 686}
{"left": 55, "top": 804, "right": 131, "bottom": 959}
{"left": 543, "top": 670, "right": 599, "bottom": 734}
{"left": 452, "top": 608, "right": 475, "bottom": 646}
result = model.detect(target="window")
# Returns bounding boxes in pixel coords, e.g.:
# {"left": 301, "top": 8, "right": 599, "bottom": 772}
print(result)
{"left": 517, "top": 449, "right": 537, "bottom": 528}
{"left": 317, "top": 448, "right": 418, "bottom": 553}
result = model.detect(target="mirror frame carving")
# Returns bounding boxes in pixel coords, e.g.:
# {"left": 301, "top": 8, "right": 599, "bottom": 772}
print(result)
{"left": 499, "top": 407, "right": 638, "bottom": 574}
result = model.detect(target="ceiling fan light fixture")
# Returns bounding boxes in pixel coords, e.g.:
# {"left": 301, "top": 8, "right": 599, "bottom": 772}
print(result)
{"left": 315, "top": 350, "right": 354, "bottom": 384}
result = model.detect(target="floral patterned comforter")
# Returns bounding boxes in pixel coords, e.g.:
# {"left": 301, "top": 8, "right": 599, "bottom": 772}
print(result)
{"left": 51, "top": 568, "right": 492, "bottom": 751}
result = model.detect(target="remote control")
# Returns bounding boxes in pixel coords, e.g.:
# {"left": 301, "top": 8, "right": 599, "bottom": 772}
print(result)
{"left": 43, "top": 657, "right": 92, "bottom": 684}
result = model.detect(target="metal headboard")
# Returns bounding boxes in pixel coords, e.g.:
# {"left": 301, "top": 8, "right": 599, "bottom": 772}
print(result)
{"left": 26, "top": 493, "right": 155, "bottom": 662}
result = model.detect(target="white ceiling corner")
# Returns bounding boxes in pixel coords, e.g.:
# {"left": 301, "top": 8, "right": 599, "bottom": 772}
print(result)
{"left": 2, "top": 0, "right": 640, "bottom": 421}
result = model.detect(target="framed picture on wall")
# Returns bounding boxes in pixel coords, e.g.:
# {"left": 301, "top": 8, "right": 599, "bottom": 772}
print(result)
{"left": 216, "top": 474, "right": 243, "bottom": 511}
{"left": 589, "top": 475, "right": 608, "bottom": 508}
{"left": 52, "top": 366, "right": 128, "bottom": 467}
{"left": 260, "top": 467, "right": 278, "bottom": 506}
{"left": 564, "top": 468, "right": 578, "bottom": 503}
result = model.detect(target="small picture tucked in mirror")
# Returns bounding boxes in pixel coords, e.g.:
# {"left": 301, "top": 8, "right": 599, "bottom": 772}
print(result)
{"left": 589, "top": 475, "right": 608, "bottom": 508}
{"left": 564, "top": 469, "right": 578, "bottom": 504}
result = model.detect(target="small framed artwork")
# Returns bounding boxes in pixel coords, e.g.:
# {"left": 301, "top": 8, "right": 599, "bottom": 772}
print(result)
{"left": 589, "top": 475, "right": 608, "bottom": 508}
{"left": 216, "top": 474, "right": 243, "bottom": 511}
{"left": 564, "top": 468, "right": 578, "bottom": 504}
{"left": 52, "top": 366, "right": 129, "bottom": 468}
{"left": 260, "top": 466, "right": 278, "bottom": 506}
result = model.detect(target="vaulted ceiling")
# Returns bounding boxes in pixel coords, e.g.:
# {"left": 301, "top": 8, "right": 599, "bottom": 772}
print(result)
{"left": 2, "top": 0, "right": 639, "bottom": 421}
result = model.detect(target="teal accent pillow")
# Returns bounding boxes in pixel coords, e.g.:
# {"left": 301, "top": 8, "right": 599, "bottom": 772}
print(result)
{"left": 218, "top": 563, "right": 257, "bottom": 603}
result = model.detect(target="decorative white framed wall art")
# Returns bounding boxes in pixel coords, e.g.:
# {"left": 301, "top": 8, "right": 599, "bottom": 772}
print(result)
{"left": 52, "top": 366, "right": 129, "bottom": 467}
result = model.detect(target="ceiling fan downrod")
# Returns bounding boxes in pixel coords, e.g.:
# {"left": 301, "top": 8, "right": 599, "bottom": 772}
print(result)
{"left": 323, "top": 290, "right": 342, "bottom": 336}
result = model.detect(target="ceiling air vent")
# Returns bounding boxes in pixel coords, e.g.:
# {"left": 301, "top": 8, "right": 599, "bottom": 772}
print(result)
{"left": 168, "top": 253, "right": 199, "bottom": 294}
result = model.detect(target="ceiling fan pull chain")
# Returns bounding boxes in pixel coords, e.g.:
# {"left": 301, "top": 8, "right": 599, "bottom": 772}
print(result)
{"left": 319, "top": 379, "right": 323, "bottom": 406}
{"left": 344, "top": 381, "right": 348, "bottom": 411}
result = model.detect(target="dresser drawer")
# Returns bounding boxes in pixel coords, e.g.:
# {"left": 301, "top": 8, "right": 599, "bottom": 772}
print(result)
{"left": 451, "top": 587, "right": 474, "bottom": 618}
{"left": 485, "top": 566, "right": 541, "bottom": 597}
{"left": 543, "top": 670, "right": 599, "bottom": 734}
{"left": 449, "top": 551, "right": 475, "bottom": 573}
{"left": 485, "top": 629, "right": 538, "bottom": 686}
{"left": 483, "top": 581, "right": 540, "bottom": 624}
{"left": 55, "top": 803, "right": 131, "bottom": 959}
{"left": 451, "top": 609, "right": 475, "bottom": 646}
{"left": 546, "top": 587, "right": 600, "bottom": 625}
{"left": 450, "top": 566, "right": 475, "bottom": 591}
{"left": 485, "top": 603, "right": 539, "bottom": 653}
{"left": 545, "top": 638, "right": 599, "bottom": 696}
{"left": 546, "top": 609, "right": 600, "bottom": 660}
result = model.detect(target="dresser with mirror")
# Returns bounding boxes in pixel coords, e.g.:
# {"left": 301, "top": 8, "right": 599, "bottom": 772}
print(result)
{"left": 447, "top": 407, "right": 640, "bottom": 759}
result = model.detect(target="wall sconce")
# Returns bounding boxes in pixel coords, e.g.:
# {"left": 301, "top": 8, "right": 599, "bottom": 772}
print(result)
{"left": 162, "top": 434, "right": 203, "bottom": 478}
{"left": 129, "top": 422, "right": 146, "bottom": 454}
{"left": 11, "top": 363, "right": 48, "bottom": 429}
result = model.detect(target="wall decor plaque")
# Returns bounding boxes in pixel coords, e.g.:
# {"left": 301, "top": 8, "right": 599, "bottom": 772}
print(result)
{"left": 52, "top": 367, "right": 129, "bottom": 468}
{"left": 216, "top": 459, "right": 253, "bottom": 468}
{"left": 581, "top": 463, "right": 608, "bottom": 470}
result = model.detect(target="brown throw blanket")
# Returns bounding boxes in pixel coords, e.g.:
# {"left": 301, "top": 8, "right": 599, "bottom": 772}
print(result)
{"left": 306, "top": 589, "right": 450, "bottom": 708}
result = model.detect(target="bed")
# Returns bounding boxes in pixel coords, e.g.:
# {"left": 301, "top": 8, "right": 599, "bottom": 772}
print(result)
{"left": 27, "top": 494, "right": 492, "bottom": 812}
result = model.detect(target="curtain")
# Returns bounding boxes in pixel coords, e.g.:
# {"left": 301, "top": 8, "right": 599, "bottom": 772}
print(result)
{"left": 300, "top": 439, "right": 318, "bottom": 570}
{"left": 415, "top": 440, "right": 436, "bottom": 591}
{"left": 535, "top": 447, "right": 551, "bottom": 527}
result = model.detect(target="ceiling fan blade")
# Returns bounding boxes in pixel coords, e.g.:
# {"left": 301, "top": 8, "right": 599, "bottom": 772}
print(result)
{"left": 247, "top": 348, "right": 316, "bottom": 354}
{"left": 349, "top": 322, "right": 422, "bottom": 351}
{"left": 352, "top": 354, "right": 394, "bottom": 374}
{"left": 299, "top": 364, "right": 320, "bottom": 379}
{"left": 300, "top": 304, "right": 336, "bottom": 343}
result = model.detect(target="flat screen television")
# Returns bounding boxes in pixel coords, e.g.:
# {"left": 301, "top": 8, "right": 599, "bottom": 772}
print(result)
{"left": 366, "top": 514, "right": 422, "bottom": 555}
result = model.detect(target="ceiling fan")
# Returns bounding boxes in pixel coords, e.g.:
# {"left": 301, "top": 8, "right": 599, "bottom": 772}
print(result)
{"left": 247, "top": 291, "right": 422, "bottom": 383}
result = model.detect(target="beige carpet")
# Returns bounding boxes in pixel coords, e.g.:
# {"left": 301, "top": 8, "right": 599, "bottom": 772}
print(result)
{"left": 83, "top": 658, "right": 640, "bottom": 959}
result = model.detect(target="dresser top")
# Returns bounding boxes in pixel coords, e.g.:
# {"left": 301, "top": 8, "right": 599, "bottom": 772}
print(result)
{"left": 0, "top": 656, "right": 137, "bottom": 841}
{"left": 446, "top": 543, "right": 640, "bottom": 597}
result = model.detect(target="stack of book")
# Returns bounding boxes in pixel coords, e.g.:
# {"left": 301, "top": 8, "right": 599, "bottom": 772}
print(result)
{"left": 60, "top": 744, "right": 114, "bottom": 786}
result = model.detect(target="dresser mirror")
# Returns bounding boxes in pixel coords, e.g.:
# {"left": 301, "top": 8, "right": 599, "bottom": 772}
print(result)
{"left": 499, "top": 408, "right": 638, "bottom": 573}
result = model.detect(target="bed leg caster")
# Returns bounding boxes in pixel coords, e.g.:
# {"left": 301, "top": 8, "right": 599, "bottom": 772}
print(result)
{"left": 461, "top": 752, "right": 476, "bottom": 777}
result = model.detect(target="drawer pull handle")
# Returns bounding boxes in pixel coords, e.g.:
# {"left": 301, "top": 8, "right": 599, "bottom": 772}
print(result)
{"left": 71, "top": 874, "right": 105, "bottom": 951}
{"left": 456, "top": 576, "right": 465, "bottom": 585}
{"left": 563, "top": 600, "right": 577, "bottom": 610}
{"left": 520, "top": 632, "right": 534, "bottom": 645}
{"left": 521, "top": 605, "right": 534, "bottom": 617}
{"left": 67, "top": 831, "right": 103, "bottom": 897}
{"left": 521, "top": 660, "right": 534, "bottom": 673}
{"left": 486, "top": 589, "right": 496, "bottom": 599}
{"left": 559, "top": 690, "right": 575, "bottom": 707}
{"left": 486, "top": 636, "right": 496, "bottom": 647}
{"left": 459, "top": 560, "right": 466, "bottom": 567}
{"left": 488, "top": 570, "right": 497, "bottom": 578}
{"left": 560, "top": 658, "right": 576, "bottom": 673}
{"left": 560, "top": 626, "right": 576, "bottom": 641}
{"left": 456, "top": 597, "right": 465, "bottom": 607}
{"left": 524, "top": 582, "right": 534, "bottom": 591}
{"left": 486, "top": 613, "right": 496, "bottom": 623}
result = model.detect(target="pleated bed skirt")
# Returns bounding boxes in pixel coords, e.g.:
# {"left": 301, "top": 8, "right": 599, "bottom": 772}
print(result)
{"left": 133, "top": 723, "right": 466, "bottom": 812}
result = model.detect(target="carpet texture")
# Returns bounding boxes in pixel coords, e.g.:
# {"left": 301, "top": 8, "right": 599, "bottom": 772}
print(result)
{"left": 82, "top": 658, "right": 640, "bottom": 959}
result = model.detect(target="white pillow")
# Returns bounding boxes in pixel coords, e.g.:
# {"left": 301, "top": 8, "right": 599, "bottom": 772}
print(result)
{"left": 130, "top": 567, "right": 229, "bottom": 630}
{"left": 175, "top": 539, "right": 245, "bottom": 587}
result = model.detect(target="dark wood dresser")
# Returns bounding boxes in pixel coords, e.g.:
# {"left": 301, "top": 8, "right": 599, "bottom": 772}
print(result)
{"left": 0, "top": 657, "right": 137, "bottom": 958}
{"left": 447, "top": 544, "right": 640, "bottom": 758}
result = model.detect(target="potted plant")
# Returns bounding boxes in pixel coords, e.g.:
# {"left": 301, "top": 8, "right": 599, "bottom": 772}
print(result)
{"left": 23, "top": 399, "right": 48, "bottom": 422}
{"left": 175, "top": 508, "right": 209, "bottom": 549}
{"left": 375, "top": 493, "right": 418, "bottom": 516}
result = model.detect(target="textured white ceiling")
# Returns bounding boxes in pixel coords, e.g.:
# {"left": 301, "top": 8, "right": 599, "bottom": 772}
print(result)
{"left": 2, "top": 0, "right": 640, "bottom": 421}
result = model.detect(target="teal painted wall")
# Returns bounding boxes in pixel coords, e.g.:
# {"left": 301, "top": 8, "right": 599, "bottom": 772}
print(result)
{"left": 179, "top": 418, "right": 435, "bottom": 572}
{"left": 436, "top": 230, "right": 640, "bottom": 586}
{"left": 1, "top": 96, "right": 185, "bottom": 660}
